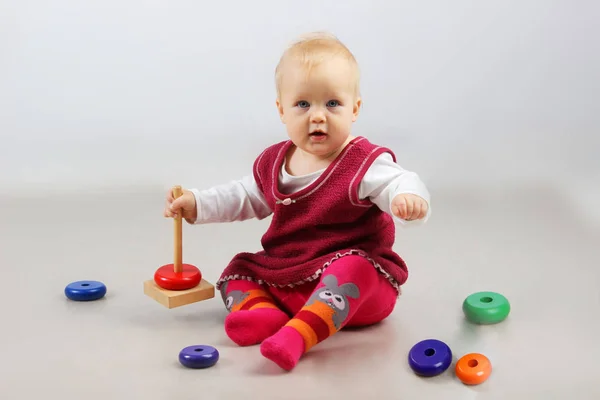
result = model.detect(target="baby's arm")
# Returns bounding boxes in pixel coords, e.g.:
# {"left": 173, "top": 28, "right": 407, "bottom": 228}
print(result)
{"left": 359, "top": 153, "right": 431, "bottom": 225}
{"left": 187, "top": 175, "right": 272, "bottom": 224}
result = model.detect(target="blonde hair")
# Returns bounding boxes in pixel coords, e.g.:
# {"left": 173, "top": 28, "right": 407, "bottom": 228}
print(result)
{"left": 275, "top": 32, "right": 360, "bottom": 97}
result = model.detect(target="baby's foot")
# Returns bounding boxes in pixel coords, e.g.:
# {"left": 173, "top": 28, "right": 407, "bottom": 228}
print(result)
{"left": 225, "top": 308, "right": 290, "bottom": 346}
{"left": 260, "top": 326, "right": 305, "bottom": 371}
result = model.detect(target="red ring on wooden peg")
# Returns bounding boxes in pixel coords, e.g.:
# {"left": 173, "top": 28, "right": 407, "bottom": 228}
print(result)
{"left": 154, "top": 263, "right": 201, "bottom": 290}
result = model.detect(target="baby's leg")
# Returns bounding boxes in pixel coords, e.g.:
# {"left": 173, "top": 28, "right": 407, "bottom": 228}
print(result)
{"left": 260, "top": 255, "right": 397, "bottom": 370}
{"left": 220, "top": 280, "right": 290, "bottom": 346}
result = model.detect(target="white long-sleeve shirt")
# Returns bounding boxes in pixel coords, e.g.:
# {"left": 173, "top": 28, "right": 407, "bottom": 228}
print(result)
{"left": 189, "top": 152, "right": 431, "bottom": 226}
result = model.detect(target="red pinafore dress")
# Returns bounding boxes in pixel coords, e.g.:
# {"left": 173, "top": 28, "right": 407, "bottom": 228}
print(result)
{"left": 216, "top": 136, "right": 408, "bottom": 294}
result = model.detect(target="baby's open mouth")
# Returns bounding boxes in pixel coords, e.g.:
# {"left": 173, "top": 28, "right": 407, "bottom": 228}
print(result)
{"left": 309, "top": 131, "right": 327, "bottom": 137}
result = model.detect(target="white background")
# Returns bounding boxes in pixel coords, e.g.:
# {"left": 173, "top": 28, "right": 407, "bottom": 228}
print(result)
{"left": 2, "top": 1, "right": 598, "bottom": 200}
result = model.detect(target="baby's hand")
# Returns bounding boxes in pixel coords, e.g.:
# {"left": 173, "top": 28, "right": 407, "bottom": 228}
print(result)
{"left": 392, "top": 193, "right": 428, "bottom": 221}
{"left": 163, "top": 187, "right": 197, "bottom": 222}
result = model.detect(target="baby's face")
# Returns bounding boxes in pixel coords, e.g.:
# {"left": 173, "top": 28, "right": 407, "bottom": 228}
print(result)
{"left": 276, "top": 57, "right": 361, "bottom": 159}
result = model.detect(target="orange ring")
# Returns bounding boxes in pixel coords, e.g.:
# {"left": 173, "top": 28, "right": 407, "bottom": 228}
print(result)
{"left": 455, "top": 353, "right": 492, "bottom": 385}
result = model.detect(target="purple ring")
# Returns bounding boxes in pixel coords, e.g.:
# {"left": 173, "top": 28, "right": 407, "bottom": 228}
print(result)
{"left": 408, "top": 339, "right": 452, "bottom": 377}
{"left": 178, "top": 345, "right": 219, "bottom": 369}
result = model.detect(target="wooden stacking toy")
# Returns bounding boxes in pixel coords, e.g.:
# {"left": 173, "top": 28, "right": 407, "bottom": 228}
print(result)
{"left": 143, "top": 185, "right": 215, "bottom": 308}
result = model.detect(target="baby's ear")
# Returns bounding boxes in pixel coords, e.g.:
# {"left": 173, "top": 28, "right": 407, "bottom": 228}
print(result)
{"left": 341, "top": 283, "right": 360, "bottom": 299}
{"left": 276, "top": 98, "right": 285, "bottom": 123}
{"left": 352, "top": 97, "right": 362, "bottom": 122}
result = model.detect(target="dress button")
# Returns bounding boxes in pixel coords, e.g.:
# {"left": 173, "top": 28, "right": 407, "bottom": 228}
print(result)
{"left": 282, "top": 198, "right": 292, "bottom": 205}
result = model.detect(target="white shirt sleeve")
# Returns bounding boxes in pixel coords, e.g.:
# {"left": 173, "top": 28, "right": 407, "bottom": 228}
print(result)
{"left": 358, "top": 152, "right": 431, "bottom": 226}
{"left": 188, "top": 175, "right": 272, "bottom": 224}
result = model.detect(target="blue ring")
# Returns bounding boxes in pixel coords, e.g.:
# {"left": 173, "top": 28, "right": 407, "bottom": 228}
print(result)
{"left": 64, "top": 280, "right": 107, "bottom": 301}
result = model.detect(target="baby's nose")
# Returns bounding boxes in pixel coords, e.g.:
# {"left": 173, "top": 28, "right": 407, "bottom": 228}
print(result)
{"left": 310, "top": 111, "right": 326, "bottom": 122}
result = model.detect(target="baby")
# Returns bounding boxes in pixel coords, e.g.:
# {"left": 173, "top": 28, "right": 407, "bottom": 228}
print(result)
{"left": 164, "top": 32, "right": 431, "bottom": 371}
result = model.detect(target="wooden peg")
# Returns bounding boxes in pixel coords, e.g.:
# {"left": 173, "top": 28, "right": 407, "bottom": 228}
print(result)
{"left": 173, "top": 185, "right": 183, "bottom": 274}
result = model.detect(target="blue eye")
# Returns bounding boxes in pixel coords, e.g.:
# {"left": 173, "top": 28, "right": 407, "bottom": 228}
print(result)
{"left": 297, "top": 101, "right": 310, "bottom": 108}
{"left": 327, "top": 100, "right": 339, "bottom": 107}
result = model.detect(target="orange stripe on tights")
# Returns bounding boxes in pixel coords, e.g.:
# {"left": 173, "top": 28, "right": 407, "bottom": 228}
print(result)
{"left": 249, "top": 302, "right": 279, "bottom": 310}
{"left": 286, "top": 318, "right": 318, "bottom": 350}
{"left": 301, "top": 302, "right": 337, "bottom": 335}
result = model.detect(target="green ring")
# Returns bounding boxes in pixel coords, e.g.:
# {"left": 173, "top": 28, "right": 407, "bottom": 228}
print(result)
{"left": 462, "top": 291, "right": 510, "bottom": 324}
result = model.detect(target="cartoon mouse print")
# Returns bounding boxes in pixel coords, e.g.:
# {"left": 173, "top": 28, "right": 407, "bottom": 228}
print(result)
{"left": 307, "top": 274, "right": 360, "bottom": 329}
{"left": 219, "top": 281, "right": 249, "bottom": 312}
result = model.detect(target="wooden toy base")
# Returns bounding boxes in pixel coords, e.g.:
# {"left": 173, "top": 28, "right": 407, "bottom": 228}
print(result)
{"left": 144, "top": 278, "right": 215, "bottom": 309}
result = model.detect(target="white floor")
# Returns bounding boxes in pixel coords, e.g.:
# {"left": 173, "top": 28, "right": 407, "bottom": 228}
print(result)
{"left": 1, "top": 182, "right": 598, "bottom": 399}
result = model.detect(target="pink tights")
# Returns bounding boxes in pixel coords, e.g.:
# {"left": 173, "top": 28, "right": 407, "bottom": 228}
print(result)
{"left": 219, "top": 255, "right": 398, "bottom": 370}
